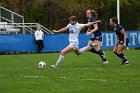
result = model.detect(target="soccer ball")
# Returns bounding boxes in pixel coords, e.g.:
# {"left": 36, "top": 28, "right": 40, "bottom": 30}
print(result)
{"left": 38, "top": 61, "right": 46, "bottom": 68}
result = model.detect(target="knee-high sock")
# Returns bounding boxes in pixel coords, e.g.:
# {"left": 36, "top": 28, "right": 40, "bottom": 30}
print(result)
{"left": 96, "top": 50, "right": 107, "bottom": 62}
{"left": 90, "top": 48, "right": 107, "bottom": 62}
{"left": 114, "top": 52, "right": 119, "bottom": 57}
{"left": 56, "top": 55, "right": 64, "bottom": 66}
{"left": 79, "top": 46, "right": 91, "bottom": 54}
{"left": 118, "top": 53, "right": 128, "bottom": 62}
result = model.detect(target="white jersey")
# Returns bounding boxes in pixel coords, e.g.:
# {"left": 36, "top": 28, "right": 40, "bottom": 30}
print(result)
{"left": 66, "top": 23, "right": 85, "bottom": 43}
{"left": 35, "top": 30, "right": 44, "bottom": 40}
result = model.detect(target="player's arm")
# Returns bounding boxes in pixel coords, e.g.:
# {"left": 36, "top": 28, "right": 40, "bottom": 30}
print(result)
{"left": 86, "top": 23, "right": 98, "bottom": 35}
{"left": 53, "top": 27, "right": 68, "bottom": 33}
{"left": 86, "top": 28, "right": 91, "bottom": 36}
{"left": 120, "top": 29, "right": 127, "bottom": 46}
{"left": 90, "top": 23, "right": 98, "bottom": 33}
{"left": 84, "top": 20, "right": 101, "bottom": 27}
{"left": 85, "top": 20, "right": 100, "bottom": 35}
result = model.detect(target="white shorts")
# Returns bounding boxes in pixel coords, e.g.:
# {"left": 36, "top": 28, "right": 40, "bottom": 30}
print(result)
{"left": 68, "top": 42, "right": 79, "bottom": 50}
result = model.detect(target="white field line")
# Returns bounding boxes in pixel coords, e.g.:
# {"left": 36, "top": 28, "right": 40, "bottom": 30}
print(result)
{"left": 0, "top": 74, "right": 107, "bottom": 82}
{"left": 58, "top": 76, "right": 107, "bottom": 82}
{"left": 0, "top": 74, "right": 133, "bottom": 83}
{"left": 62, "top": 68, "right": 89, "bottom": 70}
{"left": 62, "top": 68, "right": 107, "bottom": 71}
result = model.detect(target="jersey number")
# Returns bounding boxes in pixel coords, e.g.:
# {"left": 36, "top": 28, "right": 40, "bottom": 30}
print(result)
{"left": 69, "top": 30, "right": 74, "bottom": 34}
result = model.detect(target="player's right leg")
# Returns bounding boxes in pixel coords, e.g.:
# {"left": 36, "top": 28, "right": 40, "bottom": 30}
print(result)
{"left": 36, "top": 40, "right": 41, "bottom": 53}
{"left": 40, "top": 40, "right": 44, "bottom": 51}
{"left": 113, "top": 44, "right": 119, "bottom": 56}
{"left": 51, "top": 46, "right": 74, "bottom": 68}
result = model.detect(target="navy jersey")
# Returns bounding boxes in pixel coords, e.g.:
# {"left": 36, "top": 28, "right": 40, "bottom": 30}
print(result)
{"left": 113, "top": 24, "right": 127, "bottom": 40}
{"left": 88, "top": 17, "right": 101, "bottom": 36}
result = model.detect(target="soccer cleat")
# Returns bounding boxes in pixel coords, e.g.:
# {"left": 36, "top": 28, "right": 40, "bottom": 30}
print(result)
{"left": 51, "top": 65, "right": 59, "bottom": 69}
{"left": 103, "top": 61, "right": 109, "bottom": 64}
{"left": 120, "top": 61, "right": 130, "bottom": 65}
{"left": 124, "top": 61, "right": 130, "bottom": 65}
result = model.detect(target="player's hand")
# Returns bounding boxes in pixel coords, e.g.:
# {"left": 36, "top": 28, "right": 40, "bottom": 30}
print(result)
{"left": 53, "top": 30, "right": 59, "bottom": 33}
{"left": 97, "top": 20, "right": 102, "bottom": 23}
{"left": 86, "top": 31, "right": 91, "bottom": 36}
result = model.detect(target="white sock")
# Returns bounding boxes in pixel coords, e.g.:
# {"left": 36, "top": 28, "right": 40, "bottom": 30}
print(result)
{"left": 79, "top": 46, "right": 91, "bottom": 53}
{"left": 55, "top": 55, "right": 64, "bottom": 66}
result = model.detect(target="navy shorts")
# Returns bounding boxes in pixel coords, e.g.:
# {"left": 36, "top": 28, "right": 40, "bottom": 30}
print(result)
{"left": 118, "top": 38, "right": 129, "bottom": 46}
{"left": 90, "top": 36, "right": 102, "bottom": 42}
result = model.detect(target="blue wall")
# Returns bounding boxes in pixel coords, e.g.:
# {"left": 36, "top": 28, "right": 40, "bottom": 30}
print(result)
{"left": 101, "top": 31, "right": 140, "bottom": 49}
{"left": 0, "top": 35, "right": 37, "bottom": 52}
{"left": 0, "top": 31, "right": 140, "bottom": 52}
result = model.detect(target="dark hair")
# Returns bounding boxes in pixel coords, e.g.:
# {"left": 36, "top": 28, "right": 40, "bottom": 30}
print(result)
{"left": 68, "top": 16, "right": 78, "bottom": 22}
{"left": 111, "top": 17, "right": 118, "bottom": 24}
{"left": 88, "top": 9, "right": 98, "bottom": 18}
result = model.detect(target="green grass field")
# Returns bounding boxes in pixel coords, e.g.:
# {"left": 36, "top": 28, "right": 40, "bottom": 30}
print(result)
{"left": 0, "top": 50, "right": 140, "bottom": 93}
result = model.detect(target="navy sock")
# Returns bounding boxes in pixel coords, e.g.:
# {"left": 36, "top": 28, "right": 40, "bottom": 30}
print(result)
{"left": 97, "top": 50, "right": 107, "bottom": 62}
{"left": 118, "top": 53, "right": 128, "bottom": 62}
{"left": 114, "top": 52, "right": 119, "bottom": 57}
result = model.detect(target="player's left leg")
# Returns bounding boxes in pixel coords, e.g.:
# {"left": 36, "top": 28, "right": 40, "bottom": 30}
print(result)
{"left": 116, "top": 45, "right": 129, "bottom": 65}
{"left": 91, "top": 40, "right": 109, "bottom": 64}
{"left": 40, "top": 40, "right": 44, "bottom": 52}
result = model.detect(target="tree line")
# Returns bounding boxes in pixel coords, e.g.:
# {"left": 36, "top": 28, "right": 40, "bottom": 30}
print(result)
{"left": 0, "top": 0, "right": 140, "bottom": 31}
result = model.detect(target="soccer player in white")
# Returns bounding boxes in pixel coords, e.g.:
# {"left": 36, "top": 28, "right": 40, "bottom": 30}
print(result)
{"left": 51, "top": 16, "right": 101, "bottom": 68}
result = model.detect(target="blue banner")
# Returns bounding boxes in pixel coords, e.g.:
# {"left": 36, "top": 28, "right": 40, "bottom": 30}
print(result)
{"left": 101, "top": 31, "right": 140, "bottom": 49}
{"left": 0, "top": 35, "right": 37, "bottom": 52}
{"left": 0, "top": 31, "right": 139, "bottom": 52}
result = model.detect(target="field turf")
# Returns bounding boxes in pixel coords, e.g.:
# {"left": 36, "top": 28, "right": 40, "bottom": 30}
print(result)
{"left": 0, "top": 50, "right": 140, "bottom": 93}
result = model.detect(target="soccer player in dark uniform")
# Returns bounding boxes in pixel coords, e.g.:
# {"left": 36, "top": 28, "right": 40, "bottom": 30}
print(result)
{"left": 80, "top": 9, "right": 109, "bottom": 64}
{"left": 109, "top": 17, "right": 129, "bottom": 65}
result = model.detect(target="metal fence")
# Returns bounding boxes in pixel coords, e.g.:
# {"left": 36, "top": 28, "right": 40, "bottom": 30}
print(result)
{"left": 0, "top": 6, "right": 53, "bottom": 34}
